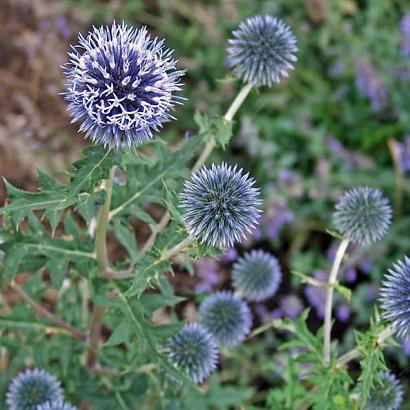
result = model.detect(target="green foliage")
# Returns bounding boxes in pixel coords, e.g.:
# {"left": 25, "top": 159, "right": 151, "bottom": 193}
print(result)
{"left": 268, "top": 312, "right": 354, "bottom": 410}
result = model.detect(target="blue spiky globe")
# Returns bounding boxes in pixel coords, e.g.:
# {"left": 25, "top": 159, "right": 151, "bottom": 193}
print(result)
{"left": 198, "top": 291, "right": 252, "bottom": 348}
{"left": 227, "top": 15, "right": 298, "bottom": 87}
{"left": 36, "top": 402, "right": 77, "bottom": 410}
{"left": 180, "top": 163, "right": 261, "bottom": 248}
{"left": 232, "top": 250, "right": 282, "bottom": 301}
{"left": 333, "top": 187, "right": 392, "bottom": 246}
{"left": 64, "top": 22, "right": 184, "bottom": 148}
{"left": 380, "top": 256, "right": 410, "bottom": 340}
{"left": 365, "top": 371, "right": 403, "bottom": 410}
{"left": 161, "top": 323, "right": 219, "bottom": 384}
{"left": 6, "top": 368, "right": 63, "bottom": 410}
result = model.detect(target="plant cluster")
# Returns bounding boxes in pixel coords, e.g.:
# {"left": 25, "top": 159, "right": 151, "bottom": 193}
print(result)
{"left": 1, "top": 5, "right": 410, "bottom": 409}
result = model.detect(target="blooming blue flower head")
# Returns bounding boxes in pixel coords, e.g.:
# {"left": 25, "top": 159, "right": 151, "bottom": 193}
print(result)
{"left": 161, "top": 323, "right": 219, "bottom": 384}
{"left": 365, "top": 371, "right": 403, "bottom": 410}
{"left": 380, "top": 256, "right": 410, "bottom": 340}
{"left": 333, "top": 187, "right": 392, "bottom": 246}
{"left": 6, "top": 368, "right": 63, "bottom": 410}
{"left": 64, "top": 22, "right": 184, "bottom": 148}
{"left": 232, "top": 250, "right": 282, "bottom": 302}
{"left": 198, "top": 291, "right": 252, "bottom": 348}
{"left": 227, "top": 15, "right": 298, "bottom": 87}
{"left": 180, "top": 163, "right": 261, "bottom": 248}
{"left": 36, "top": 402, "right": 77, "bottom": 410}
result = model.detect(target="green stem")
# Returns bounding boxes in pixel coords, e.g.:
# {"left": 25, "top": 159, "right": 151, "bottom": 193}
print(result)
{"left": 138, "top": 82, "right": 253, "bottom": 257}
{"left": 86, "top": 168, "right": 114, "bottom": 370}
{"left": 102, "top": 235, "right": 195, "bottom": 280}
{"left": 223, "top": 82, "right": 253, "bottom": 122}
{"left": 323, "top": 238, "right": 350, "bottom": 367}
{"left": 336, "top": 326, "right": 394, "bottom": 368}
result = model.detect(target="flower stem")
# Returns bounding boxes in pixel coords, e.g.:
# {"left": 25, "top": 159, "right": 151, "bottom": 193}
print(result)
{"left": 7, "top": 281, "right": 87, "bottom": 341}
{"left": 85, "top": 168, "right": 114, "bottom": 370}
{"left": 139, "top": 82, "right": 253, "bottom": 256}
{"left": 101, "top": 236, "right": 195, "bottom": 280}
{"left": 323, "top": 238, "right": 350, "bottom": 366}
{"left": 223, "top": 82, "right": 253, "bottom": 122}
{"left": 336, "top": 326, "right": 394, "bottom": 368}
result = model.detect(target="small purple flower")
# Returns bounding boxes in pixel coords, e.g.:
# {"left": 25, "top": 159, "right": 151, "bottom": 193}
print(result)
{"left": 402, "top": 340, "right": 410, "bottom": 356}
{"left": 220, "top": 248, "right": 238, "bottom": 263}
{"left": 355, "top": 60, "right": 389, "bottom": 111}
{"left": 278, "top": 295, "right": 303, "bottom": 319}
{"left": 400, "top": 13, "right": 410, "bottom": 57}
{"left": 336, "top": 303, "right": 350, "bottom": 322}
{"left": 261, "top": 204, "right": 294, "bottom": 241}
{"left": 390, "top": 137, "right": 410, "bottom": 174}
{"left": 55, "top": 16, "right": 72, "bottom": 39}
{"left": 195, "top": 258, "right": 220, "bottom": 293}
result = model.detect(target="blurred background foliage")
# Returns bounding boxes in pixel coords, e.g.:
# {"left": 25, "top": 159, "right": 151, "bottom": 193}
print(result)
{"left": 1, "top": 0, "right": 410, "bottom": 407}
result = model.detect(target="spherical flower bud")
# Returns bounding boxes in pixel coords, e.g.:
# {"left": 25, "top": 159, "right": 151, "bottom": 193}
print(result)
{"left": 64, "top": 22, "right": 184, "bottom": 148}
{"left": 380, "top": 256, "right": 410, "bottom": 340}
{"left": 227, "top": 15, "right": 298, "bottom": 87}
{"left": 36, "top": 402, "right": 77, "bottom": 410}
{"left": 6, "top": 368, "right": 63, "bottom": 410}
{"left": 365, "top": 371, "right": 403, "bottom": 410}
{"left": 161, "top": 323, "right": 219, "bottom": 384}
{"left": 198, "top": 291, "right": 252, "bottom": 347}
{"left": 180, "top": 163, "right": 261, "bottom": 248}
{"left": 232, "top": 250, "right": 282, "bottom": 301}
{"left": 333, "top": 187, "right": 392, "bottom": 246}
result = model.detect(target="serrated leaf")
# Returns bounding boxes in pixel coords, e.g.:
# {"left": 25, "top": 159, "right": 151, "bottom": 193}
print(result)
{"left": 113, "top": 220, "right": 138, "bottom": 261}
{"left": 46, "top": 255, "right": 69, "bottom": 289}
{"left": 105, "top": 320, "right": 132, "bottom": 346}
{"left": 64, "top": 145, "right": 121, "bottom": 205}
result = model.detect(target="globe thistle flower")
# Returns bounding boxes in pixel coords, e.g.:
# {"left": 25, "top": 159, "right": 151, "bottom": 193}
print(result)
{"left": 198, "top": 291, "right": 252, "bottom": 348}
{"left": 226, "top": 15, "right": 298, "bottom": 87}
{"left": 180, "top": 163, "right": 261, "bottom": 248}
{"left": 365, "top": 371, "right": 403, "bottom": 410}
{"left": 380, "top": 256, "right": 410, "bottom": 340}
{"left": 6, "top": 368, "right": 63, "bottom": 410}
{"left": 232, "top": 250, "right": 282, "bottom": 301}
{"left": 333, "top": 187, "right": 392, "bottom": 246}
{"left": 36, "top": 402, "right": 77, "bottom": 410}
{"left": 161, "top": 323, "right": 219, "bottom": 384}
{"left": 64, "top": 22, "right": 184, "bottom": 148}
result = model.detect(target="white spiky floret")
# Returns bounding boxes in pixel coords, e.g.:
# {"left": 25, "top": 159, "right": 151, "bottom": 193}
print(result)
{"left": 64, "top": 22, "right": 184, "bottom": 148}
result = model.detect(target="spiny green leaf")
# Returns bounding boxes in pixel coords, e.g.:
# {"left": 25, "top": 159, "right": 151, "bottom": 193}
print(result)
{"left": 105, "top": 320, "right": 133, "bottom": 347}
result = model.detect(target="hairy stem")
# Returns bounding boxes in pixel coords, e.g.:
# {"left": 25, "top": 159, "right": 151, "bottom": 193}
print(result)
{"left": 323, "top": 238, "right": 350, "bottom": 366}
{"left": 8, "top": 281, "right": 87, "bottom": 341}
{"left": 102, "top": 235, "right": 195, "bottom": 280}
{"left": 139, "top": 82, "right": 253, "bottom": 256}
{"left": 336, "top": 326, "right": 394, "bottom": 368}
{"left": 85, "top": 168, "right": 114, "bottom": 370}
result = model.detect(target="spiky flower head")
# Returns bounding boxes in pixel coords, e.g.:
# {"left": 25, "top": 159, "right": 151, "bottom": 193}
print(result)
{"left": 6, "top": 368, "right": 63, "bottom": 410}
{"left": 63, "top": 22, "right": 183, "bottom": 148}
{"left": 232, "top": 250, "right": 282, "bottom": 301}
{"left": 365, "top": 371, "right": 403, "bottom": 410}
{"left": 226, "top": 15, "right": 298, "bottom": 87}
{"left": 198, "top": 291, "right": 252, "bottom": 348}
{"left": 161, "top": 323, "right": 219, "bottom": 384}
{"left": 180, "top": 163, "right": 261, "bottom": 248}
{"left": 333, "top": 187, "right": 392, "bottom": 246}
{"left": 380, "top": 256, "right": 410, "bottom": 340}
{"left": 36, "top": 402, "right": 77, "bottom": 410}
